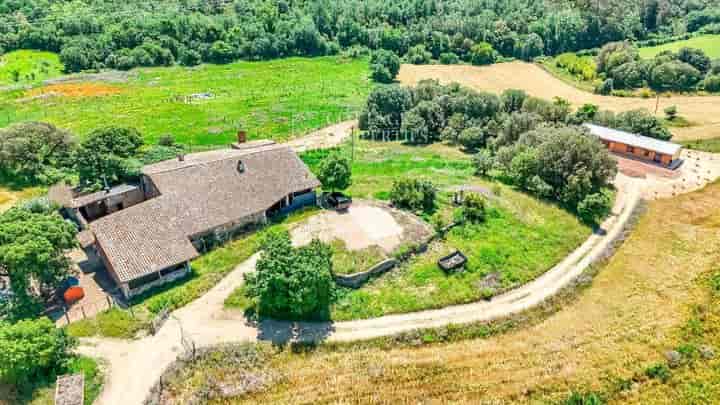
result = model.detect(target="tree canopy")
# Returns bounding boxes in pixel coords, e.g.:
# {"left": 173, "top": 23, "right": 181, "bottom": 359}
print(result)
{"left": 0, "top": 122, "right": 75, "bottom": 184}
{"left": 74, "top": 126, "right": 144, "bottom": 191}
{"left": 317, "top": 153, "right": 352, "bottom": 192}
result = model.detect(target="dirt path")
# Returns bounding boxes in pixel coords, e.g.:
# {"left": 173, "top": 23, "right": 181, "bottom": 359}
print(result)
{"left": 286, "top": 120, "right": 357, "bottom": 152}
{"left": 398, "top": 62, "right": 720, "bottom": 141}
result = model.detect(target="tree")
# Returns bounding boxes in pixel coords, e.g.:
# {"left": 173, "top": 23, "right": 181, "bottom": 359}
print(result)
{"left": 473, "top": 149, "right": 494, "bottom": 176}
{"left": 317, "top": 153, "right": 352, "bottom": 192}
{"left": 359, "top": 85, "right": 413, "bottom": 134}
{"left": 208, "top": 40, "right": 236, "bottom": 63}
{"left": 244, "top": 230, "right": 333, "bottom": 320}
{"left": 500, "top": 89, "right": 527, "bottom": 113}
{"left": 0, "top": 207, "right": 77, "bottom": 319}
{"left": 577, "top": 189, "right": 614, "bottom": 225}
{"left": 458, "top": 126, "right": 486, "bottom": 150}
{"left": 0, "top": 318, "right": 76, "bottom": 388}
{"left": 0, "top": 122, "right": 75, "bottom": 183}
{"left": 439, "top": 52, "right": 459, "bottom": 64}
{"left": 677, "top": 47, "right": 711, "bottom": 73}
{"left": 389, "top": 178, "right": 437, "bottom": 213}
{"left": 664, "top": 105, "right": 678, "bottom": 121}
{"left": 702, "top": 75, "right": 720, "bottom": 92}
{"left": 469, "top": 42, "right": 497, "bottom": 65}
{"left": 370, "top": 50, "right": 400, "bottom": 83}
{"left": 74, "top": 126, "right": 144, "bottom": 190}
{"left": 593, "top": 109, "right": 673, "bottom": 141}
{"left": 406, "top": 45, "right": 431, "bottom": 64}
{"left": 650, "top": 61, "right": 703, "bottom": 92}
{"left": 518, "top": 33, "right": 544, "bottom": 61}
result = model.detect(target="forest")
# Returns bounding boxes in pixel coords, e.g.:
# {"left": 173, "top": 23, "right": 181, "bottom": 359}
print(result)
{"left": 1, "top": 0, "right": 719, "bottom": 72}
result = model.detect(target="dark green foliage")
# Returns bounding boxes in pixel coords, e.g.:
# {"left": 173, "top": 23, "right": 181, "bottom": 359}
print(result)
{"left": 491, "top": 111, "right": 542, "bottom": 148}
{"left": 406, "top": 45, "right": 431, "bottom": 65}
{"left": 650, "top": 60, "right": 703, "bottom": 91}
{"left": 1, "top": 0, "right": 716, "bottom": 73}
{"left": 702, "top": 74, "right": 720, "bottom": 92}
{"left": 645, "top": 363, "right": 672, "bottom": 382}
{"left": 74, "top": 126, "right": 144, "bottom": 190}
{"left": 469, "top": 42, "right": 497, "bottom": 65}
{"left": 0, "top": 318, "right": 76, "bottom": 389}
{"left": 0, "top": 122, "right": 76, "bottom": 184}
{"left": 595, "top": 78, "right": 614, "bottom": 95}
{"left": 592, "top": 109, "right": 672, "bottom": 141}
{"left": 0, "top": 207, "right": 78, "bottom": 319}
{"left": 370, "top": 50, "right": 400, "bottom": 83}
{"left": 458, "top": 126, "right": 487, "bottom": 150}
{"left": 569, "top": 104, "right": 600, "bottom": 124}
{"left": 677, "top": 47, "right": 712, "bottom": 73}
{"left": 359, "top": 85, "right": 413, "bottom": 134}
{"left": 473, "top": 149, "right": 494, "bottom": 176}
{"left": 664, "top": 105, "right": 678, "bottom": 120}
{"left": 244, "top": 230, "right": 333, "bottom": 320}
{"left": 577, "top": 189, "right": 614, "bottom": 225}
{"left": 500, "top": 89, "right": 528, "bottom": 113}
{"left": 522, "top": 96, "right": 571, "bottom": 123}
{"left": 439, "top": 52, "right": 459, "bottom": 64}
{"left": 459, "top": 192, "right": 486, "bottom": 223}
{"left": 317, "top": 153, "right": 352, "bottom": 191}
{"left": 390, "top": 178, "right": 437, "bottom": 213}
{"left": 401, "top": 101, "right": 446, "bottom": 143}
{"left": 564, "top": 391, "right": 606, "bottom": 405}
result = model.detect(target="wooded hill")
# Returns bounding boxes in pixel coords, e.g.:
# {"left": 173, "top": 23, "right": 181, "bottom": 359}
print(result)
{"left": 1, "top": 0, "right": 719, "bottom": 72}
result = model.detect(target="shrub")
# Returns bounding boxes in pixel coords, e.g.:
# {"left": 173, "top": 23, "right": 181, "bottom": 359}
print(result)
{"left": 677, "top": 47, "right": 711, "bottom": 74}
{"left": 243, "top": 230, "right": 333, "bottom": 320}
{"left": 317, "top": 153, "right": 352, "bottom": 192}
{"left": 500, "top": 89, "right": 527, "bottom": 113}
{"left": 370, "top": 50, "right": 401, "bottom": 83}
{"left": 390, "top": 178, "right": 437, "bottom": 213}
{"left": 439, "top": 52, "right": 459, "bottom": 64}
{"left": 650, "top": 61, "right": 703, "bottom": 92}
{"left": 595, "top": 78, "right": 614, "bottom": 95}
{"left": 645, "top": 363, "right": 671, "bottom": 382}
{"left": 577, "top": 189, "right": 613, "bottom": 225}
{"left": 459, "top": 192, "right": 486, "bottom": 223}
{"left": 702, "top": 75, "right": 720, "bottom": 92}
{"left": 458, "top": 126, "right": 486, "bottom": 150}
{"left": 564, "top": 391, "right": 606, "bottom": 405}
{"left": 157, "top": 134, "right": 175, "bottom": 146}
{"left": 664, "top": 105, "right": 678, "bottom": 120}
{"left": 0, "top": 318, "right": 76, "bottom": 388}
{"left": 406, "top": 45, "right": 432, "bottom": 65}
{"left": 473, "top": 149, "right": 494, "bottom": 176}
{"left": 469, "top": 42, "right": 497, "bottom": 65}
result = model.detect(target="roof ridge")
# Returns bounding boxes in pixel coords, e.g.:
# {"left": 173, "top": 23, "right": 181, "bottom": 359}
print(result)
{"left": 142, "top": 144, "right": 291, "bottom": 176}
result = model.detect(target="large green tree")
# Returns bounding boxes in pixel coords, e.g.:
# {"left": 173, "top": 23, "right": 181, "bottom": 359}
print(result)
{"left": 244, "top": 230, "right": 333, "bottom": 320}
{"left": 0, "top": 207, "right": 78, "bottom": 319}
{"left": 74, "top": 126, "right": 144, "bottom": 191}
{"left": 0, "top": 122, "right": 75, "bottom": 183}
{"left": 317, "top": 153, "right": 352, "bottom": 192}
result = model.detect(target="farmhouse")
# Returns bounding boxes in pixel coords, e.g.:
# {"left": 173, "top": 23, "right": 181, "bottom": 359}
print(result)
{"left": 55, "top": 141, "right": 320, "bottom": 298}
{"left": 584, "top": 123, "right": 683, "bottom": 168}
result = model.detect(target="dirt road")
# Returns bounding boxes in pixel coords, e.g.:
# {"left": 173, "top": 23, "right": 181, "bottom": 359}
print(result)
{"left": 398, "top": 62, "right": 720, "bottom": 141}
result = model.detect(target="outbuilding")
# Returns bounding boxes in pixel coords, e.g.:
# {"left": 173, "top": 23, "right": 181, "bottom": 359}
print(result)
{"left": 584, "top": 123, "right": 682, "bottom": 168}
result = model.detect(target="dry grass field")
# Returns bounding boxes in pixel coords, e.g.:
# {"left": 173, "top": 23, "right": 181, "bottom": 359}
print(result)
{"left": 158, "top": 181, "right": 720, "bottom": 404}
{"left": 399, "top": 62, "right": 720, "bottom": 141}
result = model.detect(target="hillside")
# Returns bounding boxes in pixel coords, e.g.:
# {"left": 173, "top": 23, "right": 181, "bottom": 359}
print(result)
{"left": 640, "top": 34, "right": 720, "bottom": 59}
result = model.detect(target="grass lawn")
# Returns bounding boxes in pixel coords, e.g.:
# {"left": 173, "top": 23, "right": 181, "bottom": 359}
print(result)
{"left": 639, "top": 34, "right": 720, "bottom": 59}
{"left": 226, "top": 140, "right": 590, "bottom": 319}
{"left": 538, "top": 56, "right": 598, "bottom": 93}
{"left": 330, "top": 239, "right": 388, "bottom": 275}
{"left": 0, "top": 50, "right": 64, "bottom": 87}
{"left": 0, "top": 55, "right": 371, "bottom": 146}
{"left": 682, "top": 137, "right": 720, "bottom": 153}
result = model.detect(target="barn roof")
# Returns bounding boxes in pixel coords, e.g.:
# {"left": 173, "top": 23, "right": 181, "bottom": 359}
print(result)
{"left": 584, "top": 123, "right": 682, "bottom": 156}
{"left": 90, "top": 144, "right": 320, "bottom": 283}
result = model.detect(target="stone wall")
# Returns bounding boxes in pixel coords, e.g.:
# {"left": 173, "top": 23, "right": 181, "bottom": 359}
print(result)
{"left": 334, "top": 258, "right": 398, "bottom": 289}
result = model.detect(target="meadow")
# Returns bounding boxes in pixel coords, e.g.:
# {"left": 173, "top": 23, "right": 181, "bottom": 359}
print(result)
{"left": 0, "top": 54, "right": 372, "bottom": 146}
{"left": 639, "top": 34, "right": 720, "bottom": 59}
{"left": 0, "top": 50, "right": 64, "bottom": 87}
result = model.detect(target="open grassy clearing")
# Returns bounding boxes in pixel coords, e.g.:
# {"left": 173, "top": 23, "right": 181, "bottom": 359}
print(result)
{"left": 682, "top": 137, "right": 720, "bottom": 153}
{"left": 639, "top": 34, "right": 720, "bottom": 59}
{"left": 154, "top": 180, "right": 720, "bottom": 404}
{"left": 399, "top": 62, "right": 720, "bottom": 141}
{"left": 0, "top": 55, "right": 371, "bottom": 146}
{"left": 0, "top": 50, "right": 64, "bottom": 87}
{"left": 0, "top": 185, "right": 43, "bottom": 213}
{"left": 226, "top": 140, "right": 589, "bottom": 320}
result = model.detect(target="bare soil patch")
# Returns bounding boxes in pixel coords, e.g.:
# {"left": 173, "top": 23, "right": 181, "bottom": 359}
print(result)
{"left": 398, "top": 62, "right": 720, "bottom": 141}
{"left": 25, "top": 83, "right": 123, "bottom": 98}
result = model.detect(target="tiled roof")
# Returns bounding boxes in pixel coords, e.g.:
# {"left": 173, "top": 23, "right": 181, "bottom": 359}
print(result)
{"left": 91, "top": 144, "right": 320, "bottom": 283}
{"left": 584, "top": 123, "right": 682, "bottom": 156}
{"left": 70, "top": 184, "right": 140, "bottom": 208}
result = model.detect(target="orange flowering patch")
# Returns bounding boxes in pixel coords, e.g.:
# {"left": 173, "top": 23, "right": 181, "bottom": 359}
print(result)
{"left": 26, "top": 83, "right": 123, "bottom": 98}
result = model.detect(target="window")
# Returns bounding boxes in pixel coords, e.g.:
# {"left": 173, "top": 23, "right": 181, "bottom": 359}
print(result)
{"left": 237, "top": 160, "right": 245, "bottom": 173}
{"left": 626, "top": 145, "right": 634, "bottom": 153}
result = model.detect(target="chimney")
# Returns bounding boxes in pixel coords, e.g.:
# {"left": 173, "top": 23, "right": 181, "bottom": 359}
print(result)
{"left": 178, "top": 153, "right": 185, "bottom": 162}
{"left": 237, "top": 130, "right": 247, "bottom": 144}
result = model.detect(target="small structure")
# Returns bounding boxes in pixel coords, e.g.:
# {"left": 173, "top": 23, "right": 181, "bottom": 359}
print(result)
{"left": 55, "top": 373, "right": 84, "bottom": 405}
{"left": 584, "top": 123, "right": 683, "bottom": 168}
{"left": 438, "top": 250, "right": 468, "bottom": 273}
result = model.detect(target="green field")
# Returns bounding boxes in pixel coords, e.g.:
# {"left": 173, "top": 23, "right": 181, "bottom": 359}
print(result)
{"left": 0, "top": 55, "right": 371, "bottom": 146}
{"left": 226, "top": 140, "right": 590, "bottom": 320}
{"left": 639, "top": 34, "right": 720, "bottom": 59}
{"left": 0, "top": 50, "right": 64, "bottom": 86}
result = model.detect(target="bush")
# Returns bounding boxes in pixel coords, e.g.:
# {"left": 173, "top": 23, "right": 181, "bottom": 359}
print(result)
{"left": 595, "top": 78, "right": 614, "bottom": 95}
{"left": 702, "top": 75, "right": 720, "bottom": 92}
{"left": 469, "top": 42, "right": 497, "bottom": 65}
{"left": 677, "top": 47, "right": 711, "bottom": 73}
{"left": 458, "top": 126, "right": 486, "bottom": 150}
{"left": 577, "top": 189, "right": 613, "bottom": 225}
{"left": 650, "top": 61, "right": 703, "bottom": 91}
{"left": 473, "top": 149, "right": 494, "bottom": 176}
{"left": 0, "top": 318, "right": 76, "bottom": 388}
{"left": 500, "top": 89, "right": 527, "bottom": 113}
{"left": 439, "top": 52, "right": 459, "bottom": 64}
{"left": 664, "top": 105, "right": 678, "bottom": 120}
{"left": 406, "top": 45, "right": 432, "bottom": 64}
{"left": 390, "top": 178, "right": 437, "bottom": 213}
{"left": 317, "top": 153, "right": 352, "bottom": 192}
{"left": 243, "top": 230, "right": 333, "bottom": 320}
{"left": 370, "top": 50, "right": 401, "bottom": 83}
{"left": 564, "top": 391, "right": 605, "bottom": 405}
{"left": 459, "top": 192, "right": 486, "bottom": 223}
{"left": 645, "top": 363, "right": 671, "bottom": 382}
